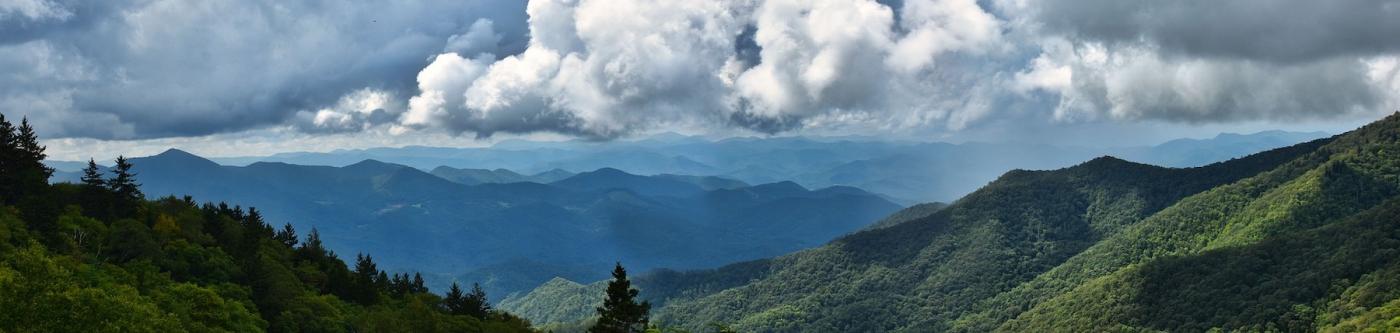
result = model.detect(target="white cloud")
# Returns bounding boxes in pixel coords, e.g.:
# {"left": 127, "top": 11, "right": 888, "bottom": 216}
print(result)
{"left": 402, "top": 0, "right": 1012, "bottom": 138}
{"left": 293, "top": 88, "right": 403, "bottom": 133}
{"left": 444, "top": 19, "right": 502, "bottom": 57}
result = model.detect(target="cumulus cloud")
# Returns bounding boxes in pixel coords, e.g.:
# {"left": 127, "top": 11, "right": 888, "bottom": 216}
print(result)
{"left": 0, "top": 0, "right": 527, "bottom": 139}
{"left": 293, "top": 89, "right": 404, "bottom": 133}
{"left": 403, "top": 0, "right": 1010, "bottom": 138}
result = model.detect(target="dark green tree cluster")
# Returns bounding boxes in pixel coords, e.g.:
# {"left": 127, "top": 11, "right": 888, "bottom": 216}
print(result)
{"left": 445, "top": 282, "right": 492, "bottom": 319}
{"left": 0, "top": 112, "right": 537, "bottom": 332}
{"left": 0, "top": 114, "right": 51, "bottom": 206}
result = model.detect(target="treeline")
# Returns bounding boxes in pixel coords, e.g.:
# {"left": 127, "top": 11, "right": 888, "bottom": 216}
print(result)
{"left": 0, "top": 112, "right": 535, "bottom": 332}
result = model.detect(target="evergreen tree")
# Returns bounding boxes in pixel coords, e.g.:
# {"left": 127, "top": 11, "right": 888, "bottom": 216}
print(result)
{"left": 80, "top": 159, "right": 105, "bottom": 187}
{"left": 0, "top": 115, "right": 52, "bottom": 204}
{"left": 465, "top": 282, "right": 491, "bottom": 319}
{"left": 412, "top": 272, "right": 427, "bottom": 294}
{"left": 15, "top": 118, "right": 51, "bottom": 180}
{"left": 444, "top": 282, "right": 468, "bottom": 315}
{"left": 274, "top": 223, "right": 297, "bottom": 248}
{"left": 296, "top": 228, "right": 328, "bottom": 260}
{"left": 591, "top": 263, "right": 650, "bottom": 333}
{"left": 351, "top": 253, "right": 381, "bottom": 305}
{"left": 107, "top": 155, "right": 142, "bottom": 200}
{"left": 0, "top": 114, "right": 18, "bottom": 203}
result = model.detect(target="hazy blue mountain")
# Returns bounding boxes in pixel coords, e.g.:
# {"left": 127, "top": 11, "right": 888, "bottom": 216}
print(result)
{"left": 176, "top": 130, "right": 1328, "bottom": 205}
{"left": 123, "top": 149, "right": 901, "bottom": 298}
{"left": 42, "top": 160, "right": 95, "bottom": 172}
{"left": 430, "top": 166, "right": 576, "bottom": 185}
{"left": 1118, "top": 130, "right": 1332, "bottom": 167}
{"left": 550, "top": 168, "right": 708, "bottom": 197}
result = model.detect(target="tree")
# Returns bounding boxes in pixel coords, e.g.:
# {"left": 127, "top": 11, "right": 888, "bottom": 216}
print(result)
{"left": 444, "top": 282, "right": 467, "bottom": 315}
{"left": 274, "top": 223, "right": 297, "bottom": 248}
{"left": 351, "top": 253, "right": 381, "bottom": 305}
{"left": 465, "top": 282, "right": 491, "bottom": 319}
{"left": 14, "top": 118, "right": 51, "bottom": 180}
{"left": 591, "top": 263, "right": 651, "bottom": 333}
{"left": 412, "top": 273, "right": 427, "bottom": 294}
{"left": 0, "top": 113, "right": 15, "bottom": 201}
{"left": 107, "top": 156, "right": 142, "bottom": 200}
{"left": 444, "top": 281, "right": 491, "bottom": 318}
{"left": 80, "top": 159, "right": 105, "bottom": 187}
{"left": 0, "top": 115, "right": 52, "bottom": 204}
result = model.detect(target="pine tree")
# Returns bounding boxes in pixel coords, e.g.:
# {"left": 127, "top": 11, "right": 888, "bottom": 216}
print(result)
{"left": 351, "top": 253, "right": 381, "bottom": 305}
{"left": 107, "top": 155, "right": 142, "bottom": 200}
{"left": 464, "top": 282, "right": 491, "bottom": 319}
{"left": 81, "top": 159, "right": 105, "bottom": 187}
{"left": 15, "top": 118, "right": 51, "bottom": 180}
{"left": 591, "top": 263, "right": 650, "bottom": 333}
{"left": 296, "top": 228, "right": 328, "bottom": 261}
{"left": 444, "top": 282, "right": 468, "bottom": 315}
{"left": 0, "top": 114, "right": 18, "bottom": 202}
{"left": 274, "top": 223, "right": 298, "bottom": 248}
{"left": 0, "top": 115, "right": 53, "bottom": 204}
{"left": 412, "top": 273, "right": 427, "bottom": 294}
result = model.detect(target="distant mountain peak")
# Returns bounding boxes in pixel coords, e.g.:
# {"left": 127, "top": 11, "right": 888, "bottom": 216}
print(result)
{"left": 346, "top": 159, "right": 400, "bottom": 169}
{"left": 589, "top": 167, "right": 632, "bottom": 176}
{"left": 156, "top": 148, "right": 197, "bottom": 157}
{"left": 750, "top": 181, "right": 808, "bottom": 193}
{"left": 143, "top": 148, "right": 221, "bottom": 168}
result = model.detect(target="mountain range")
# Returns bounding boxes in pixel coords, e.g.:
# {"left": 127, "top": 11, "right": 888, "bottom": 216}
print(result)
{"left": 499, "top": 114, "right": 1400, "bottom": 332}
{"left": 124, "top": 130, "right": 1325, "bottom": 204}
{"left": 53, "top": 150, "right": 901, "bottom": 297}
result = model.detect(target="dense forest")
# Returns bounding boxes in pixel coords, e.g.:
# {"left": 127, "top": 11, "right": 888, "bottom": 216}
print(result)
{"left": 505, "top": 113, "right": 1400, "bottom": 332}
{"left": 0, "top": 113, "right": 540, "bottom": 331}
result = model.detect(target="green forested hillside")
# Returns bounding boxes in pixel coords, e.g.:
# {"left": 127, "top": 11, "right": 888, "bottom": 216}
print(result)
{"left": 508, "top": 113, "right": 1400, "bottom": 332}
{"left": 0, "top": 114, "right": 535, "bottom": 332}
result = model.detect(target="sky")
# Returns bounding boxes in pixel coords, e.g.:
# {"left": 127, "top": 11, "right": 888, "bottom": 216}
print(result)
{"left": 2, "top": 0, "right": 1398, "bottom": 161}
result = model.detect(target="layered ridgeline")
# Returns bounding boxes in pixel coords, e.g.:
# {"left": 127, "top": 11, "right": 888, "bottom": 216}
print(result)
{"left": 182, "top": 130, "right": 1328, "bottom": 204}
{"left": 505, "top": 113, "right": 1400, "bottom": 332}
{"left": 59, "top": 153, "right": 899, "bottom": 297}
{"left": 0, "top": 115, "right": 534, "bottom": 332}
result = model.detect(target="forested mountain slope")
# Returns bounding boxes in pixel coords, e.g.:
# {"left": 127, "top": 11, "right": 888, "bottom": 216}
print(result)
{"left": 0, "top": 114, "right": 535, "bottom": 332}
{"left": 969, "top": 113, "right": 1400, "bottom": 332}
{"left": 508, "top": 114, "right": 1400, "bottom": 332}
{"left": 112, "top": 152, "right": 900, "bottom": 297}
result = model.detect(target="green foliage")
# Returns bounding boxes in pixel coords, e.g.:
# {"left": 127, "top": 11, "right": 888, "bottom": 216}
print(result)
{"left": 0, "top": 111, "right": 538, "bottom": 332}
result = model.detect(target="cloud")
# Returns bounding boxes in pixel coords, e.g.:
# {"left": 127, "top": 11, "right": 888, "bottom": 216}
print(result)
{"left": 292, "top": 89, "right": 404, "bottom": 133}
{"left": 0, "top": 0, "right": 527, "bottom": 139}
{"left": 444, "top": 19, "right": 503, "bottom": 57}
{"left": 1017, "top": 40, "right": 1386, "bottom": 122}
{"left": 403, "top": 0, "right": 1010, "bottom": 138}
{"left": 0, "top": 0, "right": 71, "bottom": 21}
{"left": 1028, "top": 0, "right": 1400, "bottom": 64}
{"left": 7, "top": 0, "right": 1400, "bottom": 142}
{"left": 1009, "top": 0, "right": 1400, "bottom": 123}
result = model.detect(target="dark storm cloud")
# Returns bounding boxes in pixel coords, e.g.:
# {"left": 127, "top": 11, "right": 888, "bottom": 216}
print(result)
{"left": 0, "top": 0, "right": 528, "bottom": 139}
{"left": 1033, "top": 0, "right": 1400, "bottom": 63}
